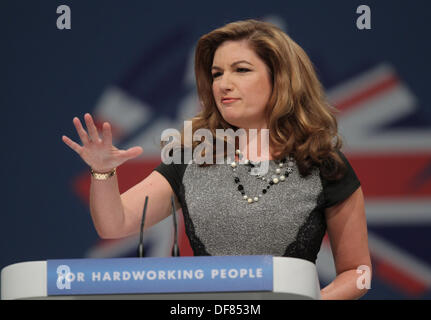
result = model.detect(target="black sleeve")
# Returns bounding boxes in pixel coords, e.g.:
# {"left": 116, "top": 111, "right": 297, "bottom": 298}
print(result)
{"left": 320, "top": 150, "right": 361, "bottom": 209}
{"left": 153, "top": 161, "right": 187, "bottom": 199}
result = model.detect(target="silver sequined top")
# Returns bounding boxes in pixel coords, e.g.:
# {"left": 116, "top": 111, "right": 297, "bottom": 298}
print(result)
{"left": 155, "top": 151, "right": 360, "bottom": 263}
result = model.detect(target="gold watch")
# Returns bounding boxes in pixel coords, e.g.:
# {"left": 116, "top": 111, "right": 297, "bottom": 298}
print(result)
{"left": 90, "top": 167, "right": 117, "bottom": 180}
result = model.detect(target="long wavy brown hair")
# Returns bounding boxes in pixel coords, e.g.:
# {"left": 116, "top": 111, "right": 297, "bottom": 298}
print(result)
{"left": 180, "top": 19, "right": 346, "bottom": 180}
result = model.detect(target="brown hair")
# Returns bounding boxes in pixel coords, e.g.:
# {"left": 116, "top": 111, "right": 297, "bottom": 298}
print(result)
{"left": 183, "top": 19, "right": 346, "bottom": 179}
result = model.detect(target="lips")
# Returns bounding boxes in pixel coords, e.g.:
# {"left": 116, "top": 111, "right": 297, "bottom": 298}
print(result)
{"left": 221, "top": 97, "right": 240, "bottom": 104}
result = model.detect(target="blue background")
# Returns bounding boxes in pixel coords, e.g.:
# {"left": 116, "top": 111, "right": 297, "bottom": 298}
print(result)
{"left": 1, "top": 0, "right": 430, "bottom": 299}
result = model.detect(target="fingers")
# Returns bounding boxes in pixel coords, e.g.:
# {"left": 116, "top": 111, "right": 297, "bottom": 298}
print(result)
{"left": 73, "top": 117, "right": 90, "bottom": 145}
{"left": 70, "top": 114, "right": 114, "bottom": 148}
{"left": 62, "top": 135, "right": 83, "bottom": 155}
{"left": 102, "top": 122, "right": 113, "bottom": 147}
{"left": 117, "top": 146, "right": 143, "bottom": 159}
{"left": 84, "top": 113, "right": 101, "bottom": 143}
{"left": 67, "top": 114, "right": 140, "bottom": 163}
{"left": 127, "top": 146, "right": 143, "bottom": 158}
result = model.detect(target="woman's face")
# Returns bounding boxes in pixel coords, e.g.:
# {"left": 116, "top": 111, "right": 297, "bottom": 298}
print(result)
{"left": 211, "top": 40, "right": 272, "bottom": 130}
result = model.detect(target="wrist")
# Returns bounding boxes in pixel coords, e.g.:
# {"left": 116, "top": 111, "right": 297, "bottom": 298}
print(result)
{"left": 90, "top": 167, "right": 117, "bottom": 180}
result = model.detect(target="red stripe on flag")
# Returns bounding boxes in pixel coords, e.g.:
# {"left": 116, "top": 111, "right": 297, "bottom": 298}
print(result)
{"left": 374, "top": 257, "right": 428, "bottom": 297}
{"left": 347, "top": 153, "right": 431, "bottom": 198}
{"left": 335, "top": 75, "right": 399, "bottom": 113}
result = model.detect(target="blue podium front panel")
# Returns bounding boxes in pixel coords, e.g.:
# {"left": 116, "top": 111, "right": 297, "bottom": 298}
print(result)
{"left": 47, "top": 256, "right": 273, "bottom": 296}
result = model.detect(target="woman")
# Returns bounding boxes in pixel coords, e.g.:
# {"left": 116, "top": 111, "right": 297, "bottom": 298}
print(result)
{"left": 62, "top": 19, "right": 371, "bottom": 299}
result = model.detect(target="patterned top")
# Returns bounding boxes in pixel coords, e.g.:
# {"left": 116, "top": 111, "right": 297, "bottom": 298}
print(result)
{"left": 154, "top": 150, "right": 360, "bottom": 264}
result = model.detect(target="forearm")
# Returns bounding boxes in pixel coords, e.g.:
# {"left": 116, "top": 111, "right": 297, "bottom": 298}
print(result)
{"left": 320, "top": 269, "right": 370, "bottom": 300}
{"left": 89, "top": 175, "right": 125, "bottom": 238}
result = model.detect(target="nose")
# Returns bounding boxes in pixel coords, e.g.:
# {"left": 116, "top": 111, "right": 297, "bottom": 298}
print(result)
{"left": 218, "top": 73, "right": 234, "bottom": 92}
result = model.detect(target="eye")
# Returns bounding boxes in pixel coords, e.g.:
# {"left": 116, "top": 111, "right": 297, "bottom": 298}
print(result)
{"left": 212, "top": 72, "right": 222, "bottom": 79}
{"left": 237, "top": 68, "right": 250, "bottom": 73}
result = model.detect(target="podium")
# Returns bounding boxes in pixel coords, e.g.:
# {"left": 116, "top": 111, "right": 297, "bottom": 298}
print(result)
{"left": 1, "top": 256, "right": 321, "bottom": 300}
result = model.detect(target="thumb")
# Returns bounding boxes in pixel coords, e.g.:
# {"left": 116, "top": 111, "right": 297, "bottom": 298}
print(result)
{"left": 121, "top": 146, "right": 144, "bottom": 159}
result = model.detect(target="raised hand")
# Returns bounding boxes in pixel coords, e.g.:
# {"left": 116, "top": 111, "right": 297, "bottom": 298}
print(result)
{"left": 62, "top": 113, "right": 143, "bottom": 172}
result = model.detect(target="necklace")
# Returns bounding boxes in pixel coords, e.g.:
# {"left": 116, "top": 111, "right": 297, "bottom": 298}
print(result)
{"left": 230, "top": 149, "right": 294, "bottom": 204}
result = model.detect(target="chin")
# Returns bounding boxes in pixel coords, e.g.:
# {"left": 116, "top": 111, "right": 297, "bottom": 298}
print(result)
{"left": 221, "top": 116, "right": 243, "bottom": 128}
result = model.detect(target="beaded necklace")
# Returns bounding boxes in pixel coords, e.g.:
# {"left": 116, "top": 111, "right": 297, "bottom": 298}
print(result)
{"left": 230, "top": 149, "right": 295, "bottom": 204}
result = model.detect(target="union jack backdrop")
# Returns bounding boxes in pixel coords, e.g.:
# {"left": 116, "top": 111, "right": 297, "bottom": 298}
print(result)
{"left": 1, "top": 2, "right": 430, "bottom": 300}
{"left": 71, "top": 17, "right": 431, "bottom": 299}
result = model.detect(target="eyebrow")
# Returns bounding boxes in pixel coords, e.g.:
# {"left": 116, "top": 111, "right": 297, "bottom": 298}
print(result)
{"left": 211, "top": 60, "right": 254, "bottom": 70}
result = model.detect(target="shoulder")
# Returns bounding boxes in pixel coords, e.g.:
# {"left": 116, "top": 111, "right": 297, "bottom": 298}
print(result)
{"left": 319, "top": 150, "right": 361, "bottom": 209}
